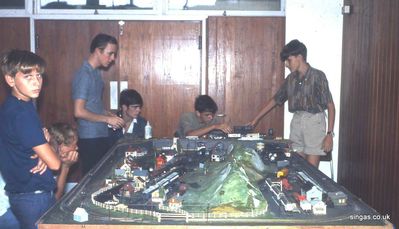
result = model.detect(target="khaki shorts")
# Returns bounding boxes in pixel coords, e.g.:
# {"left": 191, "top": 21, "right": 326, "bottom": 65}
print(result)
{"left": 290, "top": 111, "right": 326, "bottom": 156}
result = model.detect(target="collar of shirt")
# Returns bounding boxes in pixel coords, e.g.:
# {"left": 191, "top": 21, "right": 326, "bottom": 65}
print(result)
{"left": 124, "top": 118, "right": 137, "bottom": 134}
{"left": 295, "top": 66, "right": 311, "bottom": 82}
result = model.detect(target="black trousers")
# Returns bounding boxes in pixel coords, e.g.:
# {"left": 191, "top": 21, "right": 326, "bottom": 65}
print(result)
{"left": 78, "top": 137, "right": 111, "bottom": 176}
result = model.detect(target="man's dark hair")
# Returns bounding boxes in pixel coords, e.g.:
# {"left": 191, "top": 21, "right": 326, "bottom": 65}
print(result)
{"left": 90, "top": 33, "right": 118, "bottom": 53}
{"left": 120, "top": 89, "right": 143, "bottom": 107}
{"left": 194, "top": 95, "right": 218, "bottom": 113}
{"left": 0, "top": 49, "right": 46, "bottom": 77}
{"left": 280, "top": 39, "right": 307, "bottom": 61}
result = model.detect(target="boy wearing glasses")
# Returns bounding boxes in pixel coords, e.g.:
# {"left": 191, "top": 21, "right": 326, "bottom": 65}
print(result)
{"left": 109, "top": 89, "right": 148, "bottom": 145}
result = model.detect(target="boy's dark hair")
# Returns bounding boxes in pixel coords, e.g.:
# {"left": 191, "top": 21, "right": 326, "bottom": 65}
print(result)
{"left": 120, "top": 89, "right": 143, "bottom": 107}
{"left": 194, "top": 95, "right": 218, "bottom": 113}
{"left": 48, "top": 122, "right": 78, "bottom": 149}
{"left": 90, "top": 33, "right": 118, "bottom": 53}
{"left": 0, "top": 49, "right": 46, "bottom": 77}
{"left": 280, "top": 39, "right": 307, "bottom": 61}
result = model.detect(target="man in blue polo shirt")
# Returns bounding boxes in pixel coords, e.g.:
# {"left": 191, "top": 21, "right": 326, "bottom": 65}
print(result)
{"left": 72, "top": 33, "right": 124, "bottom": 176}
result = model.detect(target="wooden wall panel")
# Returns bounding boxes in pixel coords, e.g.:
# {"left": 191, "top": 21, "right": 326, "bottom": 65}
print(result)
{"left": 0, "top": 18, "right": 30, "bottom": 104}
{"left": 119, "top": 21, "right": 201, "bottom": 138}
{"left": 34, "top": 20, "right": 119, "bottom": 126}
{"left": 339, "top": 0, "right": 399, "bottom": 225}
{"left": 207, "top": 17, "right": 285, "bottom": 136}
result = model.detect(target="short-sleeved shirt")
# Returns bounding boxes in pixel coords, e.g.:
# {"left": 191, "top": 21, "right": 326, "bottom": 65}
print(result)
{"left": 176, "top": 112, "right": 220, "bottom": 137}
{"left": 72, "top": 61, "right": 108, "bottom": 138}
{"left": 274, "top": 65, "right": 333, "bottom": 114}
{"left": 0, "top": 94, "right": 55, "bottom": 193}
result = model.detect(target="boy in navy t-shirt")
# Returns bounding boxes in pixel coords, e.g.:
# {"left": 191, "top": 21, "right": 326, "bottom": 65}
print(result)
{"left": 0, "top": 50, "right": 61, "bottom": 229}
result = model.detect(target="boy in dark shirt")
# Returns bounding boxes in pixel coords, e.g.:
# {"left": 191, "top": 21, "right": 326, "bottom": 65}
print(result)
{"left": 0, "top": 50, "right": 61, "bottom": 229}
{"left": 109, "top": 89, "right": 147, "bottom": 145}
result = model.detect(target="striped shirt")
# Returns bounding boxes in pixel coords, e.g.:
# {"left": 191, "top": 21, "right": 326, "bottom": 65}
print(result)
{"left": 274, "top": 65, "right": 333, "bottom": 113}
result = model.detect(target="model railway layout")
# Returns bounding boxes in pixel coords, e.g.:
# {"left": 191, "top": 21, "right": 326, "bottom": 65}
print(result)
{"left": 39, "top": 137, "right": 388, "bottom": 227}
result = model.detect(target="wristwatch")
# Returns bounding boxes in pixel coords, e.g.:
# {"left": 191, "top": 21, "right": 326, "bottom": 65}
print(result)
{"left": 327, "top": 131, "right": 335, "bottom": 137}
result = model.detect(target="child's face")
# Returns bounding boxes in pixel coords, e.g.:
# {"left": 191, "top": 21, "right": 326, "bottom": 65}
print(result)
{"left": 197, "top": 111, "right": 215, "bottom": 124}
{"left": 59, "top": 138, "right": 78, "bottom": 158}
{"left": 5, "top": 69, "right": 43, "bottom": 101}
{"left": 98, "top": 43, "right": 118, "bottom": 68}
{"left": 285, "top": 55, "right": 303, "bottom": 73}
{"left": 123, "top": 104, "right": 142, "bottom": 120}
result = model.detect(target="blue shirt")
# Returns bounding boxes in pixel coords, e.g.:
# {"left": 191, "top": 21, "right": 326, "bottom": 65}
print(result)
{"left": 0, "top": 94, "right": 56, "bottom": 193}
{"left": 72, "top": 60, "right": 108, "bottom": 138}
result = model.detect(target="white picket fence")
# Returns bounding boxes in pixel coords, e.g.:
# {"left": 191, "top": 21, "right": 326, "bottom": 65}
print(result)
{"left": 91, "top": 188, "right": 268, "bottom": 222}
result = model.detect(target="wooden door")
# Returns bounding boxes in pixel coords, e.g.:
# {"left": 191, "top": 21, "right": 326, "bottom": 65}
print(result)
{"left": 34, "top": 20, "right": 119, "bottom": 126}
{"left": 0, "top": 18, "right": 30, "bottom": 103}
{"left": 339, "top": 0, "right": 399, "bottom": 226}
{"left": 119, "top": 21, "right": 202, "bottom": 138}
{"left": 207, "top": 17, "right": 285, "bottom": 137}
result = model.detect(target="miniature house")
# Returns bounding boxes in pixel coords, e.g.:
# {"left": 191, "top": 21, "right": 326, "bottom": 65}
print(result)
{"left": 306, "top": 186, "right": 323, "bottom": 202}
{"left": 133, "top": 169, "right": 149, "bottom": 190}
{"left": 312, "top": 200, "right": 327, "bottom": 215}
{"left": 73, "top": 207, "right": 88, "bottom": 222}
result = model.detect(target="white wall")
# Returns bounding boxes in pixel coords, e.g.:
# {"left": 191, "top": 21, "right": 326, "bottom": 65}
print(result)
{"left": 285, "top": 0, "right": 343, "bottom": 180}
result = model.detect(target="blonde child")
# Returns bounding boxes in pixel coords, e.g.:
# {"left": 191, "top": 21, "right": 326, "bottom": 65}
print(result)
{"left": 0, "top": 49, "right": 61, "bottom": 229}
{"left": 48, "top": 123, "right": 79, "bottom": 200}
